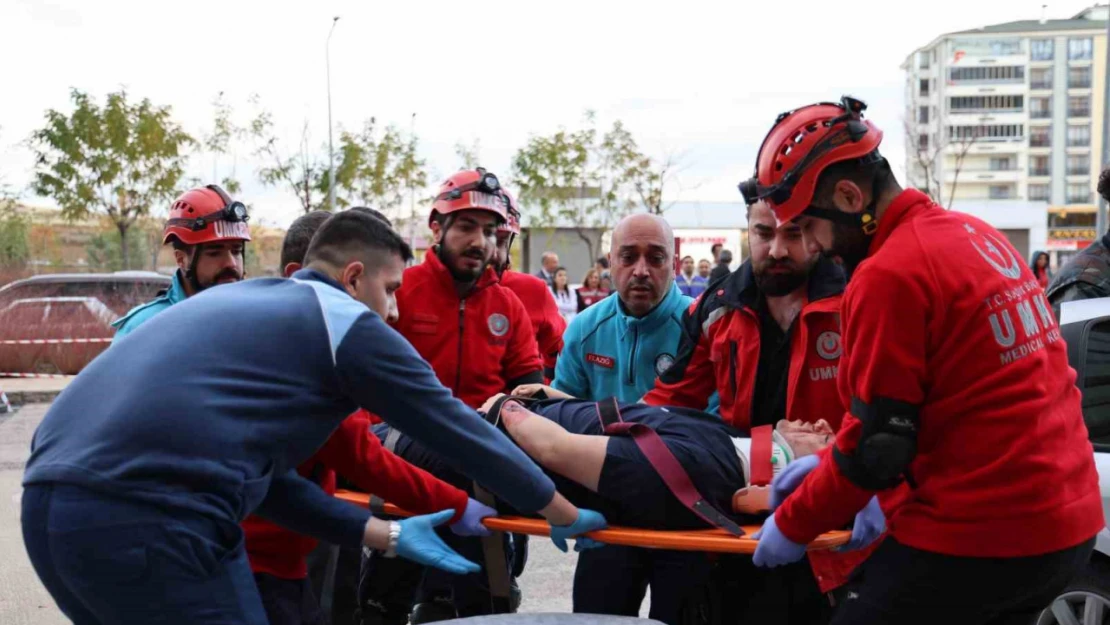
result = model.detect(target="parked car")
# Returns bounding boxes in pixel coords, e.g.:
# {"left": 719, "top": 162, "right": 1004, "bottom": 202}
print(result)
{"left": 1039, "top": 300, "right": 1110, "bottom": 624}
{"left": 0, "top": 272, "right": 170, "bottom": 375}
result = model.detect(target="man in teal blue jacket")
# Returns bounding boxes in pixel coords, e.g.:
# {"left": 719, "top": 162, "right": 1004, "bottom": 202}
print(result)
{"left": 547, "top": 214, "right": 714, "bottom": 622}
{"left": 553, "top": 214, "right": 693, "bottom": 403}
{"left": 113, "top": 185, "right": 249, "bottom": 337}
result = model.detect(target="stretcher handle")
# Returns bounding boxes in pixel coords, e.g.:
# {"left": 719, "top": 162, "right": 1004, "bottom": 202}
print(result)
{"left": 335, "top": 490, "right": 851, "bottom": 555}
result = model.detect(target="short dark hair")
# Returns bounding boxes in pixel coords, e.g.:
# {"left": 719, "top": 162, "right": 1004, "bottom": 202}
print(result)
{"left": 596, "top": 256, "right": 610, "bottom": 269}
{"left": 348, "top": 206, "right": 392, "bottom": 227}
{"left": 1098, "top": 167, "right": 1110, "bottom": 203}
{"left": 681, "top": 255, "right": 694, "bottom": 263}
{"left": 711, "top": 243, "right": 722, "bottom": 253}
{"left": 304, "top": 211, "right": 413, "bottom": 270}
{"left": 812, "top": 156, "right": 897, "bottom": 207}
{"left": 719, "top": 250, "right": 733, "bottom": 264}
{"left": 281, "top": 210, "right": 333, "bottom": 270}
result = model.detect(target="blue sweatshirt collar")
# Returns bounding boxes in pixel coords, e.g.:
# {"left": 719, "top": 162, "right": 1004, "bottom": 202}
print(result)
{"left": 614, "top": 281, "right": 683, "bottom": 337}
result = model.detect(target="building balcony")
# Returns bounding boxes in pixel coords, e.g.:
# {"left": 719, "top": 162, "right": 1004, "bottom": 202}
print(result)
{"left": 1030, "top": 80, "right": 1054, "bottom": 90}
{"left": 1029, "top": 168, "right": 1052, "bottom": 177}
{"left": 1068, "top": 81, "right": 1093, "bottom": 89}
{"left": 1030, "top": 110, "right": 1052, "bottom": 119}
{"left": 948, "top": 169, "right": 1022, "bottom": 183}
{"left": 1069, "top": 109, "right": 1092, "bottom": 118}
{"left": 1067, "top": 168, "right": 1091, "bottom": 176}
{"left": 1030, "top": 137, "right": 1052, "bottom": 148}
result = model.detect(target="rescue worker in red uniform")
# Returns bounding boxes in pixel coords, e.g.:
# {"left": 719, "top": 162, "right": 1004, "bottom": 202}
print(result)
{"left": 492, "top": 190, "right": 566, "bottom": 382}
{"left": 360, "top": 168, "right": 544, "bottom": 624}
{"left": 643, "top": 200, "right": 881, "bottom": 623}
{"left": 745, "top": 95, "right": 1103, "bottom": 624}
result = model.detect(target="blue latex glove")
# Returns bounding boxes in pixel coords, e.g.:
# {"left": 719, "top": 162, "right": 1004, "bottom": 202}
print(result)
{"left": 549, "top": 509, "right": 608, "bottom": 553}
{"left": 752, "top": 512, "right": 807, "bottom": 568}
{"left": 396, "top": 509, "right": 481, "bottom": 575}
{"left": 769, "top": 454, "right": 820, "bottom": 510}
{"left": 450, "top": 498, "right": 495, "bottom": 537}
{"left": 836, "top": 495, "right": 885, "bottom": 552}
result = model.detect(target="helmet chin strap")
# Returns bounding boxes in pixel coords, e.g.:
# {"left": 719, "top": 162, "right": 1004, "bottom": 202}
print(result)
{"left": 800, "top": 175, "right": 883, "bottom": 236}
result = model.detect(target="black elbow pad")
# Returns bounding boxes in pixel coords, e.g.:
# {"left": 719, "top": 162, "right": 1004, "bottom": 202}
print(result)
{"left": 833, "top": 396, "right": 920, "bottom": 491}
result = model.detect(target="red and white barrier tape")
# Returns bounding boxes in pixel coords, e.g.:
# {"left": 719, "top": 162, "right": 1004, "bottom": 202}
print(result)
{"left": 0, "top": 338, "right": 113, "bottom": 345}
{"left": 0, "top": 372, "right": 72, "bottom": 379}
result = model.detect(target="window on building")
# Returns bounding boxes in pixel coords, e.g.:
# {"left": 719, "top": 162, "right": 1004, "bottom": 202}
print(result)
{"left": 1030, "top": 155, "right": 1052, "bottom": 176}
{"left": 1069, "top": 95, "right": 1091, "bottom": 117}
{"left": 1032, "top": 67, "right": 1054, "bottom": 89}
{"left": 919, "top": 78, "right": 930, "bottom": 96}
{"left": 1068, "top": 183, "right": 1092, "bottom": 203}
{"left": 1070, "top": 66, "right": 1092, "bottom": 88}
{"left": 1029, "top": 184, "right": 1051, "bottom": 201}
{"left": 1069, "top": 37, "right": 1094, "bottom": 61}
{"left": 1068, "top": 125, "right": 1092, "bottom": 147}
{"left": 990, "top": 185, "right": 1014, "bottom": 199}
{"left": 949, "top": 95, "right": 1024, "bottom": 112}
{"left": 1031, "top": 67, "right": 1054, "bottom": 89}
{"left": 947, "top": 124, "right": 1024, "bottom": 141}
{"left": 1031, "top": 38, "right": 1054, "bottom": 61}
{"left": 948, "top": 66, "right": 1026, "bottom": 83}
{"left": 1030, "top": 96, "right": 1052, "bottom": 118}
{"left": 919, "top": 106, "right": 929, "bottom": 123}
{"left": 919, "top": 51, "right": 931, "bottom": 69}
{"left": 989, "top": 157, "right": 1014, "bottom": 171}
{"left": 918, "top": 134, "right": 929, "bottom": 150}
{"left": 1031, "top": 125, "right": 1052, "bottom": 147}
{"left": 1068, "top": 154, "right": 1091, "bottom": 175}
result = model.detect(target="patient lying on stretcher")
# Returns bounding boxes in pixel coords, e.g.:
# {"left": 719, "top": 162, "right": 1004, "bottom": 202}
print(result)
{"left": 371, "top": 387, "right": 834, "bottom": 531}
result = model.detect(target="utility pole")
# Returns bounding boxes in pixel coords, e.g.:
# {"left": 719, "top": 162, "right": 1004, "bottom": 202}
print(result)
{"left": 326, "top": 16, "right": 340, "bottom": 212}
{"left": 1099, "top": 13, "right": 1110, "bottom": 234}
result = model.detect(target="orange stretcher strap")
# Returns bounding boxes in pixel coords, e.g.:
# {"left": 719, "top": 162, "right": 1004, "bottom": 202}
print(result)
{"left": 335, "top": 490, "right": 850, "bottom": 555}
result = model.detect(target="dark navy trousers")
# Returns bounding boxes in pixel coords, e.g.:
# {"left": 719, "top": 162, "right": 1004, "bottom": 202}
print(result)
{"left": 21, "top": 483, "right": 267, "bottom": 624}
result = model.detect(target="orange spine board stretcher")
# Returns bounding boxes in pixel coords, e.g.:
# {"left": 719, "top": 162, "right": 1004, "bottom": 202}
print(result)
{"left": 335, "top": 490, "right": 850, "bottom": 554}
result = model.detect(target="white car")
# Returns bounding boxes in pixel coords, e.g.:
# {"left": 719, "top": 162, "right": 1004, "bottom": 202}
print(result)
{"left": 1039, "top": 300, "right": 1110, "bottom": 624}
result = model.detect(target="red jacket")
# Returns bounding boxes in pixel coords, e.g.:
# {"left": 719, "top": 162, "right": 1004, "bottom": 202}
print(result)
{"left": 776, "top": 189, "right": 1104, "bottom": 558}
{"left": 644, "top": 256, "right": 844, "bottom": 431}
{"left": 243, "top": 409, "right": 469, "bottom": 579}
{"left": 643, "top": 256, "right": 876, "bottom": 591}
{"left": 392, "top": 251, "right": 542, "bottom": 409}
{"left": 499, "top": 270, "right": 566, "bottom": 381}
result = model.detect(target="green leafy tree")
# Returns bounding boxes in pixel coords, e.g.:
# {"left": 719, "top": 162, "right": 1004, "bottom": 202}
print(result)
{"left": 0, "top": 203, "right": 29, "bottom": 268}
{"left": 201, "top": 91, "right": 243, "bottom": 194}
{"left": 324, "top": 118, "right": 429, "bottom": 215}
{"left": 511, "top": 112, "right": 660, "bottom": 259}
{"left": 248, "top": 95, "right": 323, "bottom": 214}
{"left": 85, "top": 225, "right": 153, "bottom": 272}
{"left": 455, "top": 139, "right": 481, "bottom": 170}
{"left": 30, "top": 89, "right": 194, "bottom": 269}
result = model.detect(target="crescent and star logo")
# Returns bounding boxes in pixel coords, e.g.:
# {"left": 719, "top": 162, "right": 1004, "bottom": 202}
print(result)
{"left": 966, "top": 223, "right": 1023, "bottom": 280}
{"left": 816, "top": 331, "right": 842, "bottom": 360}
{"left": 487, "top": 313, "right": 509, "bottom": 337}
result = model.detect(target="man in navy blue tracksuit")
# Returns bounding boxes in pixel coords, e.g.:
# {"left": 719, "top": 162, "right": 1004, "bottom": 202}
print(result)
{"left": 21, "top": 211, "right": 606, "bottom": 625}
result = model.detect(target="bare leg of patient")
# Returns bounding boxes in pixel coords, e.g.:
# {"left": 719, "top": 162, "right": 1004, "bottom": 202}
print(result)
{"left": 500, "top": 401, "right": 609, "bottom": 492}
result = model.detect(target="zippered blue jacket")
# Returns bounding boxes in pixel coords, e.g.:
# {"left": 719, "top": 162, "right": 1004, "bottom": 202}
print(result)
{"left": 24, "top": 269, "right": 556, "bottom": 548}
{"left": 553, "top": 282, "right": 692, "bottom": 403}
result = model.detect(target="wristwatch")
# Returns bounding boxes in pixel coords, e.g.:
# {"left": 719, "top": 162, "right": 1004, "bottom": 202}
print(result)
{"left": 383, "top": 521, "right": 402, "bottom": 558}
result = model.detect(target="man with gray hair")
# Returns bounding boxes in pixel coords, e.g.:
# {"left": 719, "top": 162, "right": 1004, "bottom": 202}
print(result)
{"left": 536, "top": 251, "right": 559, "bottom": 288}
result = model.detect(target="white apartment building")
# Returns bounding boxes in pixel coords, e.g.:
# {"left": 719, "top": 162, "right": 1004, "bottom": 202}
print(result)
{"left": 903, "top": 5, "right": 1109, "bottom": 264}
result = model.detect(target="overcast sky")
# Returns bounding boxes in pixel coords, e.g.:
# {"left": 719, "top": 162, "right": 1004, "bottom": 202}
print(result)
{"left": 0, "top": 0, "right": 1100, "bottom": 229}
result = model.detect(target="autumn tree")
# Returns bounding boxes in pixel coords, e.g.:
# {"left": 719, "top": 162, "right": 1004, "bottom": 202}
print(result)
{"left": 511, "top": 112, "right": 662, "bottom": 259}
{"left": 30, "top": 89, "right": 194, "bottom": 268}
{"left": 326, "top": 118, "right": 428, "bottom": 217}
{"left": 248, "top": 96, "right": 324, "bottom": 214}
{"left": 200, "top": 91, "right": 244, "bottom": 194}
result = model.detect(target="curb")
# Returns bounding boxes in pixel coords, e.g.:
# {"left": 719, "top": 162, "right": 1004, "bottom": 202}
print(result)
{"left": 6, "top": 390, "right": 65, "bottom": 406}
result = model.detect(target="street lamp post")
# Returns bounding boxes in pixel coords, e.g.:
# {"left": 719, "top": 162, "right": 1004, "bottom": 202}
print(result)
{"left": 326, "top": 16, "right": 340, "bottom": 212}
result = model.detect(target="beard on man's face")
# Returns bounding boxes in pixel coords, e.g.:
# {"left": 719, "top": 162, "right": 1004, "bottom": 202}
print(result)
{"left": 441, "top": 244, "right": 489, "bottom": 282}
{"left": 753, "top": 257, "right": 811, "bottom": 297}
{"left": 829, "top": 221, "right": 871, "bottom": 273}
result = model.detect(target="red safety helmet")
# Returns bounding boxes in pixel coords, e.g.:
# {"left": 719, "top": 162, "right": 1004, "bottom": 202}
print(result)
{"left": 498, "top": 188, "right": 522, "bottom": 236}
{"left": 162, "top": 185, "right": 252, "bottom": 246}
{"left": 739, "top": 95, "right": 884, "bottom": 231}
{"left": 430, "top": 168, "right": 509, "bottom": 227}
